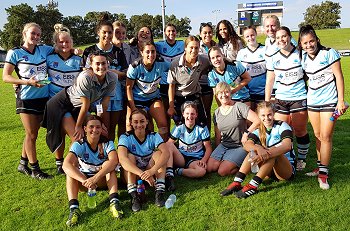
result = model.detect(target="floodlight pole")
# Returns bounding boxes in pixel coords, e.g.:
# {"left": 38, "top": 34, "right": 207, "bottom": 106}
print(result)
{"left": 161, "top": 0, "right": 166, "bottom": 40}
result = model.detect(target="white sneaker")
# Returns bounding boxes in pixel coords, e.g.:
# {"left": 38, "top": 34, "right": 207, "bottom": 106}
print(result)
{"left": 305, "top": 168, "right": 319, "bottom": 177}
{"left": 296, "top": 160, "right": 306, "bottom": 171}
{"left": 318, "top": 175, "right": 330, "bottom": 190}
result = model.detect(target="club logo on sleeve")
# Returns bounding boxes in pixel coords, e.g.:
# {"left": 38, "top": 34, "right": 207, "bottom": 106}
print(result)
{"left": 83, "top": 153, "right": 89, "bottom": 161}
{"left": 53, "top": 62, "right": 58, "bottom": 68}
{"left": 23, "top": 56, "right": 29, "bottom": 61}
{"left": 131, "top": 144, "right": 136, "bottom": 152}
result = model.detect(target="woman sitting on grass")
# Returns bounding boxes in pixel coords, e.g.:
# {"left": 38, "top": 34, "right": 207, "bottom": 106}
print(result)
{"left": 117, "top": 109, "right": 169, "bottom": 212}
{"left": 167, "top": 101, "right": 212, "bottom": 182}
{"left": 220, "top": 101, "right": 295, "bottom": 199}
{"left": 63, "top": 115, "right": 123, "bottom": 227}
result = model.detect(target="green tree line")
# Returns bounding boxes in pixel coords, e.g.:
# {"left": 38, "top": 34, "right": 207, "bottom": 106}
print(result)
{"left": 0, "top": 3, "right": 191, "bottom": 50}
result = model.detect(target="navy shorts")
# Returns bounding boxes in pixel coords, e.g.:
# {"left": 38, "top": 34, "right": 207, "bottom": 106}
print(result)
{"left": 16, "top": 97, "right": 48, "bottom": 114}
{"left": 274, "top": 99, "right": 307, "bottom": 115}
{"left": 307, "top": 103, "right": 337, "bottom": 112}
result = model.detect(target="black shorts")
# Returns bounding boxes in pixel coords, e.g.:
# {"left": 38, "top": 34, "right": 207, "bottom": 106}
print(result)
{"left": 16, "top": 97, "right": 48, "bottom": 114}
{"left": 274, "top": 99, "right": 307, "bottom": 115}
{"left": 271, "top": 88, "right": 276, "bottom": 97}
{"left": 250, "top": 94, "right": 265, "bottom": 103}
{"left": 134, "top": 98, "right": 162, "bottom": 111}
{"left": 183, "top": 155, "right": 201, "bottom": 168}
{"left": 307, "top": 103, "right": 337, "bottom": 112}
{"left": 159, "top": 84, "right": 169, "bottom": 98}
{"left": 200, "top": 84, "right": 213, "bottom": 96}
{"left": 233, "top": 98, "right": 250, "bottom": 103}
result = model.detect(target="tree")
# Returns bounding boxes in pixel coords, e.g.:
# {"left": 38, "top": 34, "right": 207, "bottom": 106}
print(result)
{"left": 62, "top": 16, "right": 88, "bottom": 45}
{"left": 299, "top": 1, "right": 341, "bottom": 29}
{"left": 0, "top": 4, "right": 35, "bottom": 49}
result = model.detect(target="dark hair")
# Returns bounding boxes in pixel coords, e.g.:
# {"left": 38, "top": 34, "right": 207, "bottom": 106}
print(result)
{"left": 83, "top": 115, "right": 109, "bottom": 149}
{"left": 181, "top": 101, "right": 198, "bottom": 114}
{"left": 199, "top": 22, "right": 213, "bottom": 33}
{"left": 298, "top": 24, "right": 322, "bottom": 58}
{"left": 129, "top": 26, "right": 154, "bottom": 47}
{"left": 88, "top": 51, "right": 108, "bottom": 66}
{"left": 216, "top": 20, "right": 243, "bottom": 51}
{"left": 242, "top": 25, "right": 257, "bottom": 34}
{"left": 277, "top": 26, "right": 291, "bottom": 37}
{"left": 139, "top": 41, "right": 156, "bottom": 52}
{"left": 130, "top": 108, "right": 149, "bottom": 122}
{"left": 96, "top": 14, "right": 113, "bottom": 34}
{"left": 207, "top": 46, "right": 225, "bottom": 65}
{"left": 185, "top": 35, "right": 200, "bottom": 48}
{"left": 165, "top": 23, "right": 176, "bottom": 32}
{"left": 84, "top": 114, "right": 103, "bottom": 126}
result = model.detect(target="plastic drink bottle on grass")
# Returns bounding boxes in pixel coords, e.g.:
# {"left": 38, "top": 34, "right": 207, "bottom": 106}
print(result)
{"left": 165, "top": 194, "right": 176, "bottom": 209}
{"left": 87, "top": 188, "right": 96, "bottom": 209}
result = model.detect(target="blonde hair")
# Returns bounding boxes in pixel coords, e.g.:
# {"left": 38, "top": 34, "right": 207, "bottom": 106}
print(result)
{"left": 264, "top": 15, "right": 281, "bottom": 29}
{"left": 52, "top": 23, "right": 72, "bottom": 45}
{"left": 22, "top": 22, "right": 41, "bottom": 42}
{"left": 214, "top": 82, "right": 231, "bottom": 97}
{"left": 112, "top": 21, "right": 126, "bottom": 29}
{"left": 256, "top": 101, "right": 274, "bottom": 148}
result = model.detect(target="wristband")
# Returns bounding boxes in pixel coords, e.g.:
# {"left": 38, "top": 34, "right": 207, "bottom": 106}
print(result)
{"left": 244, "top": 129, "right": 250, "bottom": 135}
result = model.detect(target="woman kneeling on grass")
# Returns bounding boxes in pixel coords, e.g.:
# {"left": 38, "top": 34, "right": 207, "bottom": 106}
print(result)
{"left": 220, "top": 101, "right": 295, "bottom": 199}
{"left": 118, "top": 109, "right": 169, "bottom": 212}
{"left": 167, "top": 101, "right": 212, "bottom": 180}
{"left": 63, "top": 115, "right": 123, "bottom": 227}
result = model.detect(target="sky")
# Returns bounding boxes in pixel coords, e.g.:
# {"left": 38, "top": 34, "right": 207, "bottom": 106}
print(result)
{"left": 0, "top": 0, "right": 349, "bottom": 34}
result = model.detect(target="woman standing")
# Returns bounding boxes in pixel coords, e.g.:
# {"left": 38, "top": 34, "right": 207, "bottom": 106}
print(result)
{"left": 3, "top": 23, "right": 53, "bottom": 179}
{"left": 82, "top": 18, "right": 127, "bottom": 141}
{"left": 208, "top": 46, "right": 251, "bottom": 105}
{"left": 221, "top": 101, "right": 295, "bottom": 198}
{"left": 42, "top": 53, "right": 117, "bottom": 156}
{"left": 112, "top": 21, "right": 132, "bottom": 65}
{"left": 206, "top": 82, "right": 260, "bottom": 176}
{"left": 126, "top": 41, "right": 170, "bottom": 141}
{"left": 236, "top": 26, "right": 266, "bottom": 112}
{"left": 167, "top": 36, "right": 210, "bottom": 126}
{"left": 47, "top": 24, "right": 82, "bottom": 174}
{"left": 129, "top": 26, "right": 154, "bottom": 63}
{"left": 198, "top": 22, "right": 216, "bottom": 131}
{"left": 299, "top": 25, "right": 346, "bottom": 189}
{"left": 118, "top": 109, "right": 169, "bottom": 212}
{"left": 265, "top": 26, "right": 310, "bottom": 172}
{"left": 216, "top": 20, "right": 243, "bottom": 62}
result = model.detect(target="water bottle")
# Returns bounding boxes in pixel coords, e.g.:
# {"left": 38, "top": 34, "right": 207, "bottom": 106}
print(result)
{"left": 87, "top": 188, "right": 96, "bottom": 209}
{"left": 330, "top": 102, "right": 349, "bottom": 121}
{"left": 165, "top": 194, "right": 177, "bottom": 209}
{"left": 137, "top": 180, "right": 146, "bottom": 203}
{"left": 249, "top": 149, "right": 259, "bottom": 174}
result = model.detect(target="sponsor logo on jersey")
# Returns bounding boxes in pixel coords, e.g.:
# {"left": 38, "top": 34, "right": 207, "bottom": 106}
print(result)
{"left": 54, "top": 74, "right": 61, "bottom": 81}
{"left": 30, "top": 68, "right": 35, "bottom": 75}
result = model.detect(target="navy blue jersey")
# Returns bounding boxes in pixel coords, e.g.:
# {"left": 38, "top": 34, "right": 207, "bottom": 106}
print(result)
{"left": 70, "top": 139, "right": 115, "bottom": 175}
{"left": 5, "top": 45, "right": 53, "bottom": 99}
{"left": 46, "top": 52, "right": 81, "bottom": 97}
{"left": 170, "top": 123, "right": 210, "bottom": 158}
{"left": 248, "top": 120, "right": 295, "bottom": 165}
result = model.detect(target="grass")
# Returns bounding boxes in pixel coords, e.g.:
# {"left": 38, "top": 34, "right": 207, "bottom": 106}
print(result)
{"left": 1, "top": 47, "right": 350, "bottom": 230}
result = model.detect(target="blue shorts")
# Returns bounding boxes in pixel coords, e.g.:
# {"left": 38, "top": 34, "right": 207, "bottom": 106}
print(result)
{"left": 107, "top": 99, "right": 123, "bottom": 112}
{"left": 183, "top": 155, "right": 201, "bottom": 168}
{"left": 210, "top": 143, "right": 247, "bottom": 167}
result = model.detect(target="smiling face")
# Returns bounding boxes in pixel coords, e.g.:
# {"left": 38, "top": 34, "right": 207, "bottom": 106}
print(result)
{"left": 130, "top": 112, "right": 148, "bottom": 133}
{"left": 185, "top": 40, "right": 199, "bottom": 61}
{"left": 56, "top": 33, "right": 73, "bottom": 54}
{"left": 200, "top": 26, "right": 213, "bottom": 45}
{"left": 165, "top": 26, "right": 176, "bottom": 43}
{"left": 209, "top": 49, "right": 224, "bottom": 68}
{"left": 84, "top": 119, "right": 102, "bottom": 140}
{"left": 218, "top": 23, "right": 229, "bottom": 41}
{"left": 23, "top": 25, "right": 41, "bottom": 46}
{"left": 182, "top": 106, "right": 197, "bottom": 128}
{"left": 300, "top": 33, "right": 318, "bottom": 56}
{"left": 264, "top": 17, "right": 278, "bottom": 39}
{"left": 216, "top": 89, "right": 232, "bottom": 105}
{"left": 91, "top": 55, "right": 108, "bottom": 78}
{"left": 98, "top": 25, "right": 113, "bottom": 44}
{"left": 258, "top": 107, "right": 274, "bottom": 129}
{"left": 276, "top": 29, "right": 291, "bottom": 50}
{"left": 141, "top": 44, "right": 156, "bottom": 66}
{"left": 243, "top": 28, "right": 257, "bottom": 47}
{"left": 114, "top": 26, "right": 126, "bottom": 41}
{"left": 138, "top": 27, "right": 152, "bottom": 43}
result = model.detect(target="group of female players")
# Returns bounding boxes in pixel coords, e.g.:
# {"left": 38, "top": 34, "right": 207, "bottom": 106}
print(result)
{"left": 2, "top": 14, "right": 346, "bottom": 226}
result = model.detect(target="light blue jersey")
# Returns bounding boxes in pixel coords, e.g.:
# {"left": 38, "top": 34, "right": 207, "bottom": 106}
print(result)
{"left": 127, "top": 58, "right": 170, "bottom": 101}
{"left": 118, "top": 131, "right": 164, "bottom": 169}
{"left": 170, "top": 123, "right": 210, "bottom": 158}
{"left": 302, "top": 47, "right": 340, "bottom": 106}
{"left": 249, "top": 120, "right": 295, "bottom": 165}
{"left": 70, "top": 139, "right": 115, "bottom": 176}
{"left": 208, "top": 61, "right": 250, "bottom": 100}
{"left": 236, "top": 44, "right": 266, "bottom": 96}
{"left": 266, "top": 47, "right": 307, "bottom": 101}
{"left": 155, "top": 40, "right": 184, "bottom": 84}
{"left": 47, "top": 53, "right": 81, "bottom": 97}
{"left": 5, "top": 45, "right": 53, "bottom": 100}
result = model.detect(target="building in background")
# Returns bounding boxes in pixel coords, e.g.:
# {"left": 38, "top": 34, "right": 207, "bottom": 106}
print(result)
{"left": 236, "top": 1, "right": 284, "bottom": 35}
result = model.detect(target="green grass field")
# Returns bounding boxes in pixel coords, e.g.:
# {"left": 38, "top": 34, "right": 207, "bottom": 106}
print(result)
{"left": 1, "top": 37, "right": 350, "bottom": 230}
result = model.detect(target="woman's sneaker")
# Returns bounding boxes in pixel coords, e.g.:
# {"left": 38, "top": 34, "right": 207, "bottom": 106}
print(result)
{"left": 66, "top": 208, "right": 81, "bottom": 227}
{"left": 31, "top": 169, "right": 53, "bottom": 180}
{"left": 318, "top": 174, "right": 330, "bottom": 190}
{"left": 109, "top": 201, "right": 123, "bottom": 219}
{"left": 235, "top": 184, "right": 258, "bottom": 199}
{"left": 305, "top": 168, "right": 319, "bottom": 177}
{"left": 17, "top": 163, "right": 32, "bottom": 176}
{"left": 220, "top": 181, "right": 242, "bottom": 196}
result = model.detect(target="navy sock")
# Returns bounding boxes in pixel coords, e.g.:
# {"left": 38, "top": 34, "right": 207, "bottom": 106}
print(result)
{"left": 109, "top": 193, "right": 119, "bottom": 204}
{"left": 69, "top": 199, "right": 79, "bottom": 210}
